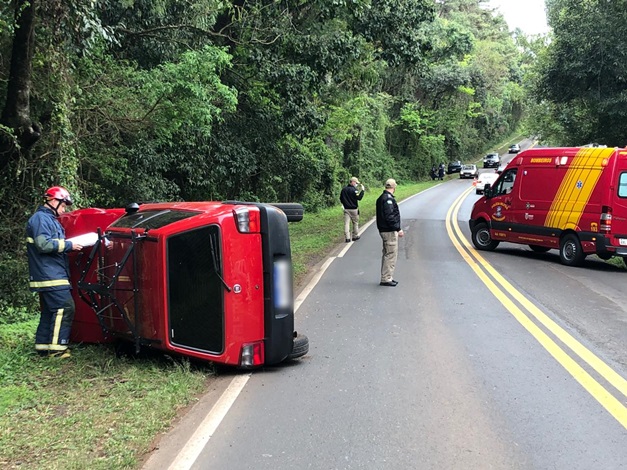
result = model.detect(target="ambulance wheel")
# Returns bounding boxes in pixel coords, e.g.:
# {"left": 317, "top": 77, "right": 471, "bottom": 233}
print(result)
{"left": 559, "top": 234, "right": 585, "bottom": 266}
{"left": 529, "top": 245, "right": 550, "bottom": 253}
{"left": 288, "top": 333, "right": 309, "bottom": 360}
{"left": 471, "top": 222, "right": 499, "bottom": 251}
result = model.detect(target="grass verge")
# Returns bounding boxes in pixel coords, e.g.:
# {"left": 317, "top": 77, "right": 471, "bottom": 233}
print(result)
{"left": 0, "top": 179, "right": 442, "bottom": 469}
{"left": 0, "top": 320, "right": 211, "bottom": 469}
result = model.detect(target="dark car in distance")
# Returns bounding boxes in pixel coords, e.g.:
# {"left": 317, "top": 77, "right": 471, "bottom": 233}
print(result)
{"left": 483, "top": 152, "right": 500, "bottom": 168}
{"left": 447, "top": 161, "right": 462, "bottom": 174}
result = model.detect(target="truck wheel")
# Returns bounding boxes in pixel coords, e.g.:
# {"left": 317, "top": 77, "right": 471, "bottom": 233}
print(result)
{"left": 288, "top": 333, "right": 309, "bottom": 360}
{"left": 559, "top": 234, "right": 585, "bottom": 266}
{"left": 471, "top": 222, "right": 499, "bottom": 251}
{"left": 529, "top": 245, "right": 550, "bottom": 253}
{"left": 269, "top": 203, "right": 304, "bottom": 222}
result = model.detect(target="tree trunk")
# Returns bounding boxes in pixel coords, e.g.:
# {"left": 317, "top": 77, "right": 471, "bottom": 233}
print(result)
{"left": 0, "top": 0, "right": 40, "bottom": 169}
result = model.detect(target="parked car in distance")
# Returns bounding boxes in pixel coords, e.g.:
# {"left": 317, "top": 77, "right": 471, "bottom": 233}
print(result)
{"left": 483, "top": 152, "right": 500, "bottom": 168}
{"left": 460, "top": 164, "right": 479, "bottom": 179}
{"left": 447, "top": 160, "right": 462, "bottom": 174}
{"left": 475, "top": 171, "right": 499, "bottom": 194}
{"left": 508, "top": 144, "right": 521, "bottom": 154}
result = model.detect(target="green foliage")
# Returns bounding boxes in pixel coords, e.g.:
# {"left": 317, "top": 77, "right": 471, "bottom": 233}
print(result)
{"left": 0, "top": 254, "right": 37, "bottom": 318}
{"left": 0, "top": 321, "right": 211, "bottom": 468}
{"left": 0, "top": 0, "right": 530, "bottom": 313}
{"left": 531, "top": 0, "right": 627, "bottom": 146}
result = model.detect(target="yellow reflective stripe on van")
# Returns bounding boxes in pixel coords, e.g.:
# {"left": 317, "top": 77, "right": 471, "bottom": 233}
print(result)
{"left": 546, "top": 147, "right": 615, "bottom": 229}
{"left": 29, "top": 279, "right": 71, "bottom": 288}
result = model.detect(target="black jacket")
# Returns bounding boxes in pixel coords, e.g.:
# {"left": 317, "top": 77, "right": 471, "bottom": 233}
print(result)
{"left": 340, "top": 184, "right": 364, "bottom": 210}
{"left": 376, "top": 190, "right": 401, "bottom": 232}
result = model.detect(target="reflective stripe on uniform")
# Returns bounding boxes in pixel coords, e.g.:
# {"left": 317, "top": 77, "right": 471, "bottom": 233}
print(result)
{"left": 51, "top": 308, "right": 64, "bottom": 346}
{"left": 27, "top": 236, "right": 66, "bottom": 252}
{"left": 29, "top": 279, "right": 70, "bottom": 288}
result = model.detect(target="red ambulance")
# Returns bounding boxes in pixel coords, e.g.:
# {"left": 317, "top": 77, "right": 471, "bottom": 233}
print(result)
{"left": 59, "top": 201, "right": 308, "bottom": 368}
{"left": 469, "top": 146, "right": 627, "bottom": 266}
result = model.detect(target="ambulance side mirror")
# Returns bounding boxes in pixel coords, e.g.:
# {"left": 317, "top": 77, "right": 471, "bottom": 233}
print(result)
{"left": 484, "top": 184, "right": 493, "bottom": 198}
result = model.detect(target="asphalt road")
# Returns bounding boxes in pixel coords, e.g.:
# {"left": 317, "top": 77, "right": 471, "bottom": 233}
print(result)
{"left": 144, "top": 143, "right": 627, "bottom": 470}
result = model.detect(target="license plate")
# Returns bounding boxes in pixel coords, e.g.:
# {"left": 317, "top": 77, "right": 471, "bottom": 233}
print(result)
{"left": 619, "top": 239, "right": 627, "bottom": 246}
{"left": 273, "top": 259, "right": 291, "bottom": 309}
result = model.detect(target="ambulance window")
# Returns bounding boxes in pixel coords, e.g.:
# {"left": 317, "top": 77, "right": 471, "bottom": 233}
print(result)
{"left": 619, "top": 173, "right": 627, "bottom": 198}
{"left": 497, "top": 169, "right": 517, "bottom": 195}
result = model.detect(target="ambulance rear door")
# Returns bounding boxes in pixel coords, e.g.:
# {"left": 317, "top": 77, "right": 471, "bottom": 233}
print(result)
{"left": 609, "top": 150, "right": 627, "bottom": 249}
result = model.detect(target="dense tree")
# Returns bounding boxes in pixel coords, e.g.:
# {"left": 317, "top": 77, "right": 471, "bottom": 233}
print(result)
{"left": 0, "top": 0, "right": 528, "bottom": 313}
{"left": 532, "top": 0, "right": 627, "bottom": 146}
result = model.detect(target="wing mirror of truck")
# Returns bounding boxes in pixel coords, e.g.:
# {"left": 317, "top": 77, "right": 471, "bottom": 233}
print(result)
{"left": 484, "top": 184, "right": 493, "bottom": 198}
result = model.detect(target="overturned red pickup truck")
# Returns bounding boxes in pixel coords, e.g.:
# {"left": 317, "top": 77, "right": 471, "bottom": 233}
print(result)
{"left": 59, "top": 201, "right": 308, "bottom": 368}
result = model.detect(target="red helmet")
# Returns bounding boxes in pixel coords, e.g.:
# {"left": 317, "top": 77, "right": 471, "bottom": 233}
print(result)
{"left": 44, "top": 186, "right": 73, "bottom": 205}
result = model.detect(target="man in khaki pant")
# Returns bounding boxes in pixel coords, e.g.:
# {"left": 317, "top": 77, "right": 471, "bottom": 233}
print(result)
{"left": 375, "top": 179, "right": 404, "bottom": 287}
{"left": 339, "top": 176, "right": 365, "bottom": 243}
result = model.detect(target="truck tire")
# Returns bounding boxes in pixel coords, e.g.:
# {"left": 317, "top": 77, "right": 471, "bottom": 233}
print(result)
{"left": 529, "top": 245, "right": 550, "bottom": 253}
{"left": 471, "top": 222, "right": 499, "bottom": 251}
{"left": 269, "top": 203, "right": 304, "bottom": 222}
{"left": 288, "top": 333, "right": 309, "bottom": 360}
{"left": 559, "top": 234, "right": 585, "bottom": 266}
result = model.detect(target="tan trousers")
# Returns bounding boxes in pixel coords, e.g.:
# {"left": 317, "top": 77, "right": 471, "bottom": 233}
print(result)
{"left": 379, "top": 231, "right": 398, "bottom": 282}
{"left": 343, "top": 209, "right": 359, "bottom": 239}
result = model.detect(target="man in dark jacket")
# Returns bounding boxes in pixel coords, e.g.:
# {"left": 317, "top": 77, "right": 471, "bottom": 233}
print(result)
{"left": 340, "top": 176, "right": 365, "bottom": 243}
{"left": 26, "top": 186, "right": 83, "bottom": 358}
{"left": 376, "top": 179, "right": 404, "bottom": 286}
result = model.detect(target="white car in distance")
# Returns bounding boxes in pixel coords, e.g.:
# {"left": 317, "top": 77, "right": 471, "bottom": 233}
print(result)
{"left": 475, "top": 171, "right": 499, "bottom": 195}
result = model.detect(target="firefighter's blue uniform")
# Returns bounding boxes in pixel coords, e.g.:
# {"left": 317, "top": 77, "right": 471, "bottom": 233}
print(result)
{"left": 26, "top": 206, "right": 75, "bottom": 353}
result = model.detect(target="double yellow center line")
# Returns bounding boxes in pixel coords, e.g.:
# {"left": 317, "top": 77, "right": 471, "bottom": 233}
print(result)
{"left": 446, "top": 186, "right": 627, "bottom": 429}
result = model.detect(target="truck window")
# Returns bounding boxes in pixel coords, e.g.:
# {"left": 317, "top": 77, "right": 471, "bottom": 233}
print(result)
{"left": 619, "top": 173, "right": 627, "bottom": 198}
{"left": 111, "top": 209, "right": 199, "bottom": 230}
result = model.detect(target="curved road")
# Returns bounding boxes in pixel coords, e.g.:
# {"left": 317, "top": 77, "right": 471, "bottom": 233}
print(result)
{"left": 144, "top": 144, "right": 627, "bottom": 470}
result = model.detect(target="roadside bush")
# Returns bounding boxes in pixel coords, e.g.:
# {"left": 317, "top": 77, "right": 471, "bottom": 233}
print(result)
{"left": 0, "top": 254, "right": 37, "bottom": 318}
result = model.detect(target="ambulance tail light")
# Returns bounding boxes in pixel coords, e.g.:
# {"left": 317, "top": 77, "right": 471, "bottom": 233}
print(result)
{"left": 240, "top": 341, "right": 264, "bottom": 368}
{"left": 234, "top": 207, "right": 260, "bottom": 233}
{"left": 600, "top": 206, "right": 613, "bottom": 233}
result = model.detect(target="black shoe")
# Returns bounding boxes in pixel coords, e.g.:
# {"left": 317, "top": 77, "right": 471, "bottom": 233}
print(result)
{"left": 345, "top": 238, "right": 351, "bottom": 243}
{"left": 379, "top": 280, "right": 398, "bottom": 287}
{"left": 352, "top": 236, "right": 360, "bottom": 241}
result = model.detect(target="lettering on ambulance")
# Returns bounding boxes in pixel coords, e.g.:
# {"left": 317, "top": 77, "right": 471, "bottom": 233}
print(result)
{"left": 545, "top": 147, "right": 614, "bottom": 230}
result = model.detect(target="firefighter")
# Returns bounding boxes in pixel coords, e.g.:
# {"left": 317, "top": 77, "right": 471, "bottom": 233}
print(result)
{"left": 376, "top": 179, "right": 404, "bottom": 286}
{"left": 26, "top": 186, "right": 83, "bottom": 358}
{"left": 339, "top": 176, "right": 365, "bottom": 243}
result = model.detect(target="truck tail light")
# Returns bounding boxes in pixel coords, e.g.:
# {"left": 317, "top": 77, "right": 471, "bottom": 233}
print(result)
{"left": 240, "top": 341, "right": 264, "bottom": 368}
{"left": 234, "top": 207, "right": 260, "bottom": 233}
{"left": 600, "top": 205, "right": 613, "bottom": 233}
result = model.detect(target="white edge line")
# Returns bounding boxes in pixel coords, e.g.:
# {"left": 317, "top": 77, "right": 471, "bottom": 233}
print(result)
{"left": 165, "top": 182, "right": 438, "bottom": 469}
{"left": 167, "top": 374, "right": 251, "bottom": 470}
